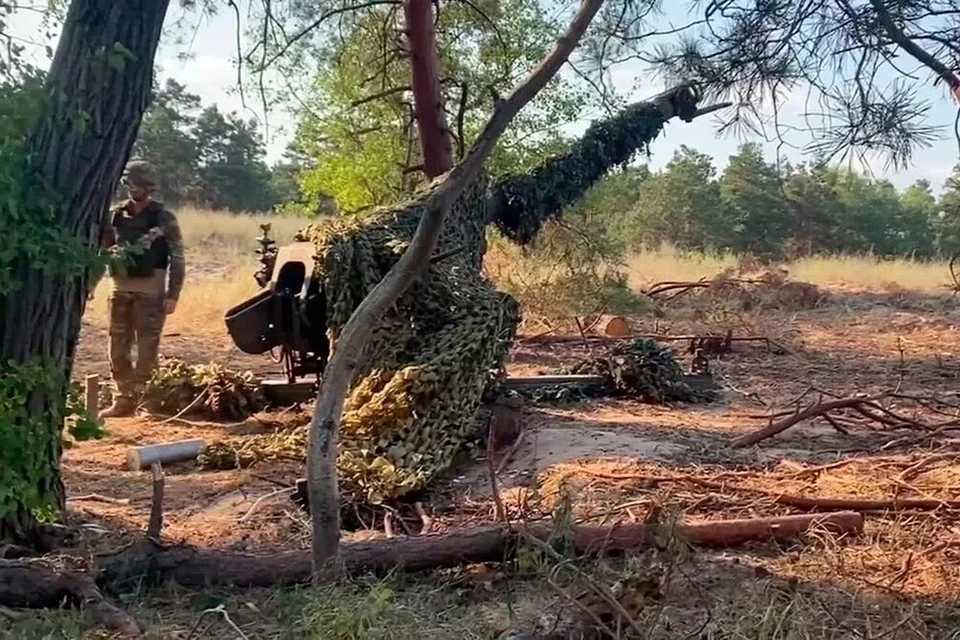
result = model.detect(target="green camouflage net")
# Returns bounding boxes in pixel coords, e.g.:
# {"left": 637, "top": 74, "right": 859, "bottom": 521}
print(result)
{"left": 197, "top": 85, "right": 707, "bottom": 506}
{"left": 501, "top": 338, "right": 717, "bottom": 405}
{"left": 199, "top": 174, "right": 520, "bottom": 504}
{"left": 144, "top": 357, "right": 266, "bottom": 421}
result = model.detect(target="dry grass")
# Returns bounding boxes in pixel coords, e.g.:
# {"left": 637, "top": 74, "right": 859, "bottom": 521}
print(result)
{"left": 625, "top": 243, "right": 954, "bottom": 294}
{"left": 53, "top": 207, "right": 960, "bottom": 639}
{"left": 82, "top": 209, "right": 956, "bottom": 335}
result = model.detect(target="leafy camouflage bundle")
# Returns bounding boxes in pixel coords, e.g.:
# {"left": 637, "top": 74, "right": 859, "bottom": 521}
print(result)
{"left": 144, "top": 357, "right": 265, "bottom": 421}
{"left": 197, "top": 90, "right": 703, "bottom": 505}
{"left": 563, "top": 338, "right": 714, "bottom": 403}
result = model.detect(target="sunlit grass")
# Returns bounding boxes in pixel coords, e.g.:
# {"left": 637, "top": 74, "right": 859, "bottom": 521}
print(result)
{"left": 788, "top": 253, "right": 952, "bottom": 293}
{"left": 624, "top": 244, "right": 738, "bottom": 288}
{"left": 82, "top": 209, "right": 957, "bottom": 336}
{"left": 623, "top": 243, "right": 953, "bottom": 294}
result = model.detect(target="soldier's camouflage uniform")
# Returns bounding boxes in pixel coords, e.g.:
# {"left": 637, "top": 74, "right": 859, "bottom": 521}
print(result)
{"left": 94, "top": 161, "right": 185, "bottom": 416}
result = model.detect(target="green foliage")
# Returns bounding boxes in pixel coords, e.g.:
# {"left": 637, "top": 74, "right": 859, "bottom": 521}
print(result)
{"left": 64, "top": 384, "right": 106, "bottom": 443}
{"left": 0, "top": 75, "right": 103, "bottom": 294}
{"left": 0, "top": 359, "right": 66, "bottom": 519}
{"left": 485, "top": 188, "right": 645, "bottom": 329}
{"left": 130, "top": 79, "right": 284, "bottom": 212}
{"left": 936, "top": 165, "right": 960, "bottom": 256}
{"left": 288, "top": 0, "right": 592, "bottom": 212}
{"left": 720, "top": 143, "right": 789, "bottom": 259}
{"left": 619, "top": 147, "right": 727, "bottom": 251}
{"left": 591, "top": 142, "right": 945, "bottom": 261}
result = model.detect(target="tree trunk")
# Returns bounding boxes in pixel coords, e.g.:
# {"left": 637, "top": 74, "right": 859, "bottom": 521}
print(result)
{"left": 305, "top": 0, "right": 607, "bottom": 581}
{"left": 0, "top": 559, "right": 141, "bottom": 636}
{"left": 93, "top": 511, "right": 864, "bottom": 591}
{"left": 0, "top": 0, "right": 169, "bottom": 546}
{"left": 402, "top": 0, "right": 454, "bottom": 178}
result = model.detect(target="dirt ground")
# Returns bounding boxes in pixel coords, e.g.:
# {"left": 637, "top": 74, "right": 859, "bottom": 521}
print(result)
{"left": 11, "top": 283, "right": 960, "bottom": 638}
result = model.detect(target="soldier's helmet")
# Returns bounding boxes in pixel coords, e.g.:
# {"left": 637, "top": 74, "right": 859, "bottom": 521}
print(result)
{"left": 123, "top": 160, "right": 157, "bottom": 190}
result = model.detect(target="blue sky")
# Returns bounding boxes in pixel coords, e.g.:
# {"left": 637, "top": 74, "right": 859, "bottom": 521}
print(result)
{"left": 9, "top": 2, "right": 960, "bottom": 193}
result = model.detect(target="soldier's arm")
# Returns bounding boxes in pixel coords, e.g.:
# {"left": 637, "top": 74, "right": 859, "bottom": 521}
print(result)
{"left": 160, "top": 209, "right": 186, "bottom": 301}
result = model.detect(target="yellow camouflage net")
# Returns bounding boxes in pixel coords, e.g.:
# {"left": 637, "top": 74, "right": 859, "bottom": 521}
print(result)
{"left": 198, "top": 174, "right": 520, "bottom": 504}
{"left": 197, "top": 89, "right": 705, "bottom": 503}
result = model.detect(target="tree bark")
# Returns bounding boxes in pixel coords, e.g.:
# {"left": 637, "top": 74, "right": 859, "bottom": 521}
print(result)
{"left": 0, "top": 559, "right": 140, "bottom": 636}
{"left": 306, "top": 0, "right": 606, "bottom": 582}
{"left": 94, "top": 511, "right": 863, "bottom": 591}
{"left": 402, "top": 0, "right": 454, "bottom": 178}
{"left": 0, "top": 0, "right": 169, "bottom": 545}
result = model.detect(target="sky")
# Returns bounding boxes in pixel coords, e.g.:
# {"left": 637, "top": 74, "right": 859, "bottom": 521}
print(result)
{"left": 9, "top": 2, "right": 960, "bottom": 194}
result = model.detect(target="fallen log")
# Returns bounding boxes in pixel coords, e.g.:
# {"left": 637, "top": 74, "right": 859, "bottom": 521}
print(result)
{"left": 97, "top": 512, "right": 862, "bottom": 590}
{"left": 0, "top": 559, "right": 140, "bottom": 637}
{"left": 772, "top": 494, "right": 960, "bottom": 512}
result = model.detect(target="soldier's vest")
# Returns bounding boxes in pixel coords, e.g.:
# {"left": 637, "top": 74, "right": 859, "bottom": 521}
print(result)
{"left": 110, "top": 201, "right": 169, "bottom": 278}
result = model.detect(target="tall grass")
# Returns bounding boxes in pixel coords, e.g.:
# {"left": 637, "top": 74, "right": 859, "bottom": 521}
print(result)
{"left": 83, "top": 209, "right": 957, "bottom": 337}
{"left": 624, "top": 243, "right": 953, "bottom": 294}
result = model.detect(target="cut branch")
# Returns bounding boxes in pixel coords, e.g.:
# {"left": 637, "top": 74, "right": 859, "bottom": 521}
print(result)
{"left": 147, "top": 462, "right": 164, "bottom": 540}
{"left": 731, "top": 390, "right": 960, "bottom": 448}
{"left": 731, "top": 393, "right": 888, "bottom": 448}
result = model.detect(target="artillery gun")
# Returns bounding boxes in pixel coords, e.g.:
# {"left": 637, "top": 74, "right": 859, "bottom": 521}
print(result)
{"left": 222, "top": 82, "right": 718, "bottom": 403}
{"left": 223, "top": 227, "right": 329, "bottom": 404}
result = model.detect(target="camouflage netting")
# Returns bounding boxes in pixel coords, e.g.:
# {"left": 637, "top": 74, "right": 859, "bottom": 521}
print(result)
{"left": 198, "top": 86, "right": 705, "bottom": 506}
{"left": 503, "top": 338, "right": 717, "bottom": 405}
{"left": 200, "top": 174, "right": 521, "bottom": 504}
{"left": 142, "top": 357, "right": 266, "bottom": 420}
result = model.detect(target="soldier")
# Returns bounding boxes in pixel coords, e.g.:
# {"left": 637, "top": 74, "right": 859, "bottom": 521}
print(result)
{"left": 94, "top": 160, "right": 186, "bottom": 418}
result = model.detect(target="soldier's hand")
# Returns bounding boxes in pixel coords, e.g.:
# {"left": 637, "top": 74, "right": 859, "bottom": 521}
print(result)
{"left": 164, "top": 298, "right": 177, "bottom": 315}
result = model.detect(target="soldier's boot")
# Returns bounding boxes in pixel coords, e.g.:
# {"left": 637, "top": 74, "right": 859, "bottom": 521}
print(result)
{"left": 98, "top": 395, "right": 137, "bottom": 419}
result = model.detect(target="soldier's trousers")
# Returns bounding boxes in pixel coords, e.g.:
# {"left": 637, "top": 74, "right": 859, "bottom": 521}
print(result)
{"left": 107, "top": 291, "right": 166, "bottom": 398}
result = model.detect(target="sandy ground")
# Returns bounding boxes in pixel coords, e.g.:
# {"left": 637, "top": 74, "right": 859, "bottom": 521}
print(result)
{"left": 22, "top": 282, "right": 960, "bottom": 638}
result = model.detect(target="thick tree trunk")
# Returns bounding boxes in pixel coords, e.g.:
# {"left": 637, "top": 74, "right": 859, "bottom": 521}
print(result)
{"left": 94, "top": 512, "right": 863, "bottom": 591}
{"left": 402, "top": 0, "right": 454, "bottom": 177}
{"left": 0, "top": 0, "right": 169, "bottom": 545}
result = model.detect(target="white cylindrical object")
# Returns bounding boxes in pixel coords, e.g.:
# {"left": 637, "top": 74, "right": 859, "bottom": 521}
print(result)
{"left": 126, "top": 439, "right": 206, "bottom": 471}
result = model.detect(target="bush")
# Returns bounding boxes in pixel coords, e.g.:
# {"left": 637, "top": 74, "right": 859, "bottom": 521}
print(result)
{"left": 484, "top": 216, "right": 647, "bottom": 331}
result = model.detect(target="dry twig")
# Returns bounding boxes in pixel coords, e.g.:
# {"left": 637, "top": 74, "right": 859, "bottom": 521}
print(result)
{"left": 186, "top": 603, "right": 249, "bottom": 640}
{"left": 414, "top": 501, "right": 433, "bottom": 534}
